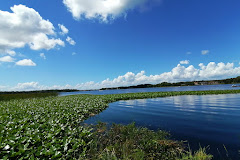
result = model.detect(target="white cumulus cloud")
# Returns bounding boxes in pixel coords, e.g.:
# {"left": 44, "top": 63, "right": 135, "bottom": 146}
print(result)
{"left": 0, "top": 5, "right": 64, "bottom": 55}
{"left": 71, "top": 62, "right": 240, "bottom": 90}
{"left": 63, "top": 0, "right": 161, "bottom": 22}
{"left": 16, "top": 59, "right": 36, "bottom": 66}
{"left": 10, "top": 82, "right": 73, "bottom": 91}
{"left": 74, "top": 62, "right": 240, "bottom": 90}
{"left": 66, "top": 36, "right": 76, "bottom": 45}
{"left": 180, "top": 60, "right": 189, "bottom": 64}
{"left": 12, "top": 82, "right": 43, "bottom": 91}
{"left": 58, "top": 24, "right": 69, "bottom": 35}
{"left": 0, "top": 56, "right": 15, "bottom": 62}
{"left": 4, "top": 62, "right": 240, "bottom": 91}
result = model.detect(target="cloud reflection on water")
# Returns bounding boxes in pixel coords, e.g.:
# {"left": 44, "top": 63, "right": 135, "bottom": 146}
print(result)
{"left": 118, "top": 99, "right": 147, "bottom": 108}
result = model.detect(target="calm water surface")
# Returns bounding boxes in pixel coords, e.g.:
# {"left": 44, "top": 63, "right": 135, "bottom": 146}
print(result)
{"left": 60, "top": 84, "right": 240, "bottom": 96}
{"left": 84, "top": 94, "right": 240, "bottom": 159}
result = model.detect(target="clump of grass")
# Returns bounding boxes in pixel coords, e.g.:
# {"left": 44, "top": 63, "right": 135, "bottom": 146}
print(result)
{"left": 180, "top": 147, "right": 213, "bottom": 160}
{"left": 85, "top": 122, "right": 212, "bottom": 160}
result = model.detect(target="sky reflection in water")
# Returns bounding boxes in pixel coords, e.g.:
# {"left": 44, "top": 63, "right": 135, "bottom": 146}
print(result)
{"left": 84, "top": 93, "right": 240, "bottom": 159}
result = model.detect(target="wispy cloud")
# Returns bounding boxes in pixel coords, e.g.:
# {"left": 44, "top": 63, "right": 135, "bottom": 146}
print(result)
{"left": 180, "top": 60, "right": 189, "bottom": 65}
{"left": 0, "top": 56, "right": 15, "bottom": 62}
{"left": 40, "top": 53, "right": 46, "bottom": 60}
{"left": 66, "top": 36, "right": 76, "bottom": 45}
{"left": 201, "top": 50, "right": 209, "bottom": 55}
{"left": 58, "top": 24, "right": 69, "bottom": 35}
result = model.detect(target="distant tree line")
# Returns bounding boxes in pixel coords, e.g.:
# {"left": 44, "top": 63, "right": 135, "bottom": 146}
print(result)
{"left": 100, "top": 76, "right": 240, "bottom": 90}
{"left": 0, "top": 89, "right": 79, "bottom": 95}
{"left": 217, "top": 76, "right": 240, "bottom": 84}
{"left": 0, "top": 89, "right": 79, "bottom": 101}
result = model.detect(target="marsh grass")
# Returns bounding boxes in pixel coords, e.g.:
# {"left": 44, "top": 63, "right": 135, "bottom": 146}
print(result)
{"left": 179, "top": 145, "right": 213, "bottom": 160}
{"left": 0, "top": 92, "right": 58, "bottom": 101}
{"left": 86, "top": 122, "right": 212, "bottom": 160}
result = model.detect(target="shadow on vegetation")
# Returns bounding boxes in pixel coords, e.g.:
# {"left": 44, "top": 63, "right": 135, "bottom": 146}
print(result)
{"left": 85, "top": 122, "right": 213, "bottom": 160}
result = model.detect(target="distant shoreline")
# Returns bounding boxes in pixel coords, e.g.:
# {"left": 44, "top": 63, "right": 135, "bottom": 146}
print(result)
{"left": 100, "top": 76, "right": 240, "bottom": 90}
{"left": 1, "top": 76, "right": 239, "bottom": 93}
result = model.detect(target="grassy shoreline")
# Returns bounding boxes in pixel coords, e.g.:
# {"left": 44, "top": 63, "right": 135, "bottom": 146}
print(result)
{"left": 0, "top": 92, "right": 58, "bottom": 101}
{"left": 1, "top": 89, "right": 240, "bottom": 159}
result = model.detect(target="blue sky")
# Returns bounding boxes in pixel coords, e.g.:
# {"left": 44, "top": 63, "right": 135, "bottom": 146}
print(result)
{"left": 0, "top": 0, "right": 240, "bottom": 91}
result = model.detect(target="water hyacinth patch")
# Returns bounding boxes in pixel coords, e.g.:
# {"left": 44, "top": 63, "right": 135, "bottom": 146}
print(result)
{"left": 0, "top": 95, "right": 101, "bottom": 159}
{"left": 1, "top": 90, "right": 240, "bottom": 159}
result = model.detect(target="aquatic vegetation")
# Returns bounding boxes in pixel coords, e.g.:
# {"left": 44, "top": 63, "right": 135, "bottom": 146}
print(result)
{"left": 179, "top": 147, "right": 213, "bottom": 160}
{"left": 87, "top": 122, "right": 213, "bottom": 160}
{"left": 86, "top": 122, "right": 184, "bottom": 159}
{"left": 1, "top": 90, "right": 239, "bottom": 159}
{"left": 0, "top": 92, "right": 58, "bottom": 101}
{"left": 0, "top": 95, "right": 102, "bottom": 159}
{"left": 101, "top": 89, "right": 240, "bottom": 104}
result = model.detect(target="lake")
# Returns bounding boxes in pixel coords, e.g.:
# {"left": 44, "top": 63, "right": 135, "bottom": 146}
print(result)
{"left": 84, "top": 93, "right": 240, "bottom": 159}
{"left": 60, "top": 84, "right": 240, "bottom": 96}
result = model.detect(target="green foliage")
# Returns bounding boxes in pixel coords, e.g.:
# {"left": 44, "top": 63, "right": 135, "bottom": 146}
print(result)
{"left": 86, "top": 122, "right": 184, "bottom": 160}
{"left": 216, "top": 76, "right": 240, "bottom": 84}
{"left": 0, "top": 95, "right": 103, "bottom": 159}
{"left": 101, "top": 90, "right": 240, "bottom": 104}
{"left": 1, "top": 89, "right": 238, "bottom": 159}
{"left": 0, "top": 92, "right": 58, "bottom": 101}
{"left": 179, "top": 147, "right": 213, "bottom": 160}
